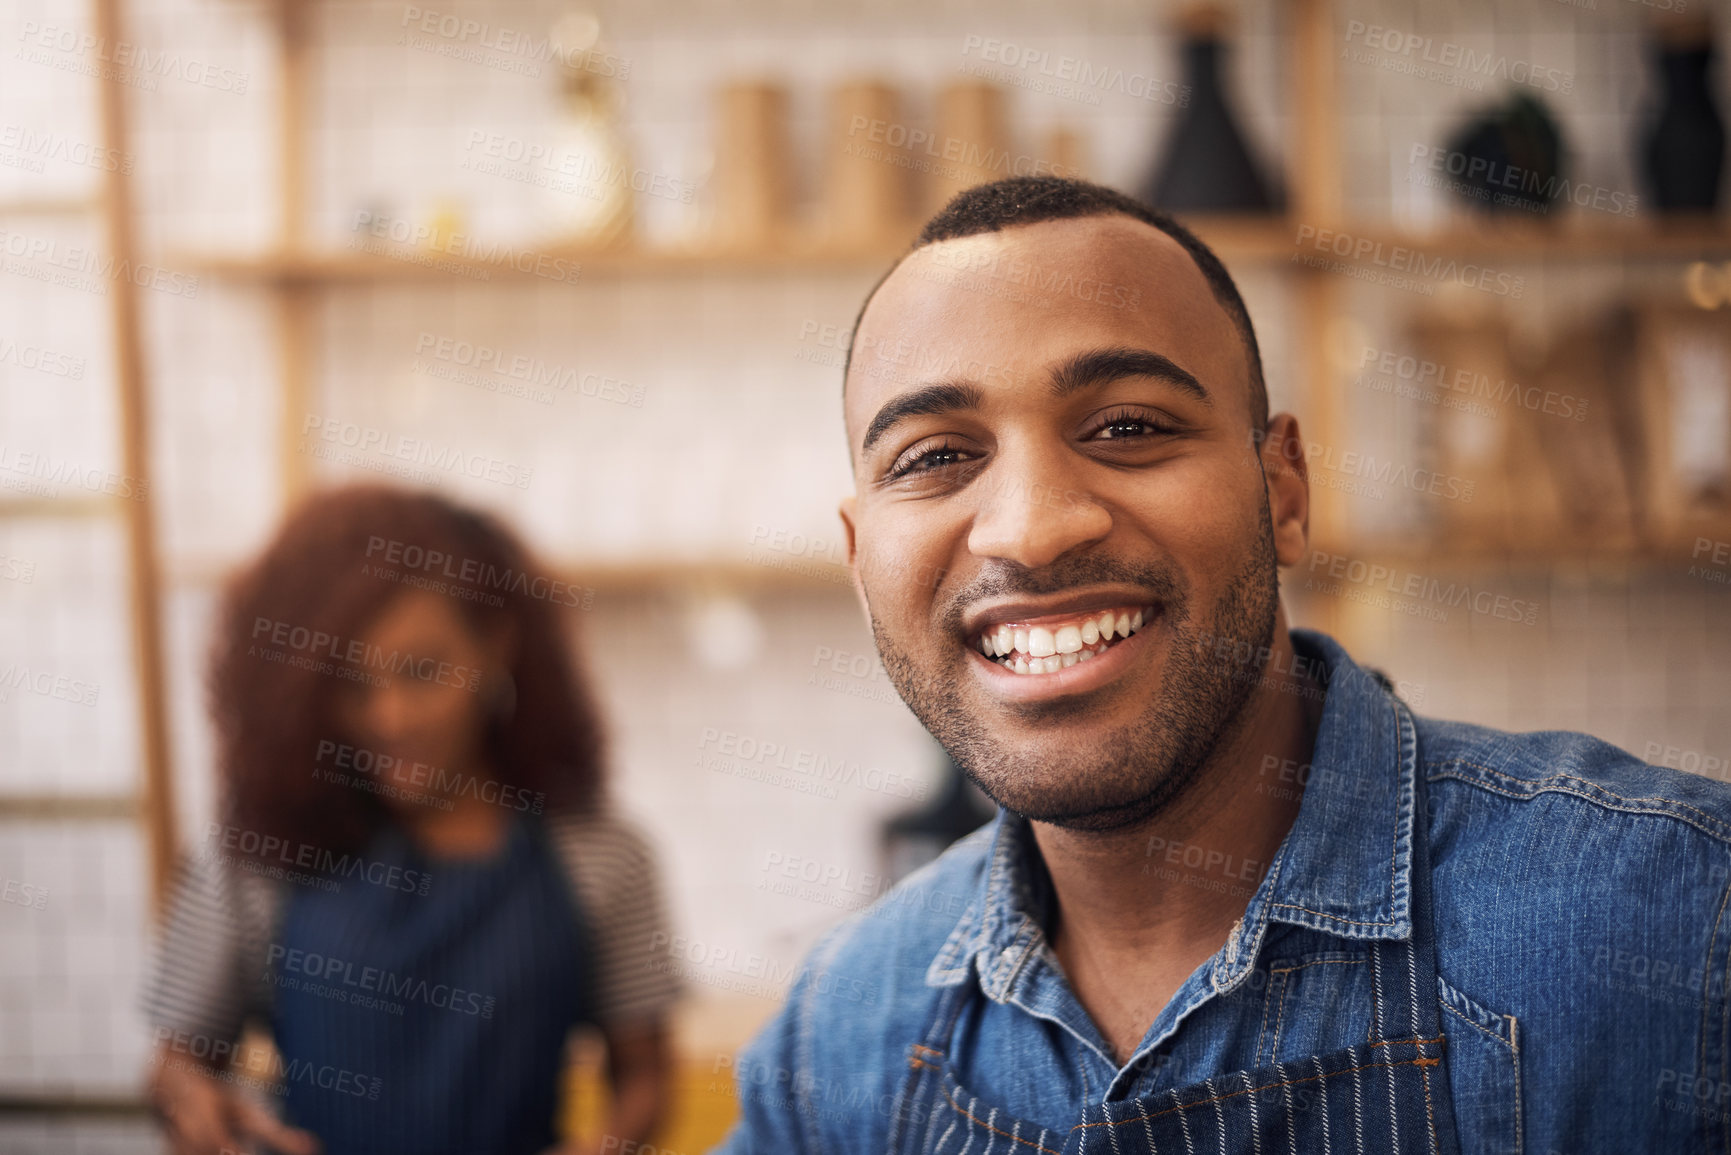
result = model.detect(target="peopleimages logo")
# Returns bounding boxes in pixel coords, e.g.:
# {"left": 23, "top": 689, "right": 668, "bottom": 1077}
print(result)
{"left": 267, "top": 944, "right": 496, "bottom": 1018}
{"left": 202, "top": 822, "right": 433, "bottom": 895}
{"left": 1342, "top": 21, "right": 1573, "bottom": 94}
{"left": 314, "top": 739, "right": 546, "bottom": 815}
{"left": 249, "top": 614, "right": 485, "bottom": 692}
{"left": 364, "top": 534, "right": 595, "bottom": 610}
{"left": 1408, "top": 144, "right": 1637, "bottom": 217}
{"left": 1304, "top": 550, "right": 1541, "bottom": 626}
{"left": 15, "top": 20, "right": 251, "bottom": 93}
{"left": 959, "top": 36, "right": 1190, "bottom": 107}
{"left": 0, "top": 225, "right": 199, "bottom": 298}
{"left": 1291, "top": 224, "right": 1525, "bottom": 298}
{"left": 300, "top": 413, "right": 535, "bottom": 489}
{"left": 0, "top": 124, "right": 131, "bottom": 174}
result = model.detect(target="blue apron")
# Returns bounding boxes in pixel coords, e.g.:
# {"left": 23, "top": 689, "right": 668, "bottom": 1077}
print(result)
{"left": 885, "top": 735, "right": 1462, "bottom": 1154}
{"left": 270, "top": 816, "right": 590, "bottom": 1155}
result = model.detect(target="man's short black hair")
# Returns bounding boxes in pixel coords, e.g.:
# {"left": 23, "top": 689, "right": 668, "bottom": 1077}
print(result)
{"left": 844, "top": 176, "right": 1269, "bottom": 433}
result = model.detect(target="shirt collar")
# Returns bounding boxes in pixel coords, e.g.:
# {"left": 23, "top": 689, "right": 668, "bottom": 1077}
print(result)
{"left": 925, "top": 629, "right": 1419, "bottom": 996}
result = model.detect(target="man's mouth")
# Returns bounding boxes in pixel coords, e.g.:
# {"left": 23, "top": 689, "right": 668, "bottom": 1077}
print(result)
{"left": 973, "top": 604, "right": 1156, "bottom": 676}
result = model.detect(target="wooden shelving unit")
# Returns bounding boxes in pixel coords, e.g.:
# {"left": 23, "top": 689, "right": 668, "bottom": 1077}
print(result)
{"left": 0, "top": 0, "right": 176, "bottom": 904}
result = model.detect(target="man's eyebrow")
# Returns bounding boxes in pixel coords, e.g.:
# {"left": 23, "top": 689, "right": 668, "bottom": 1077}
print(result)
{"left": 859, "top": 381, "right": 986, "bottom": 456}
{"left": 1049, "top": 346, "right": 1212, "bottom": 406}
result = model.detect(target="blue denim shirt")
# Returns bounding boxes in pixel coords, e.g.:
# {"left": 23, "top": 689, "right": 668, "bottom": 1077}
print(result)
{"left": 714, "top": 630, "right": 1731, "bottom": 1154}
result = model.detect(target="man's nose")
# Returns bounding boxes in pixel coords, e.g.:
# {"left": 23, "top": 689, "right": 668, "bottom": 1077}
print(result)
{"left": 966, "top": 452, "right": 1111, "bottom": 569}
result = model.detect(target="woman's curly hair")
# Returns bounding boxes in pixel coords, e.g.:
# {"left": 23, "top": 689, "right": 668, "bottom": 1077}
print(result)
{"left": 208, "top": 484, "right": 605, "bottom": 859}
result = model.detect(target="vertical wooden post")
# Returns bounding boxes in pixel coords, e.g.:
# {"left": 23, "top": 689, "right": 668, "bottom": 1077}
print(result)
{"left": 276, "top": 0, "right": 312, "bottom": 503}
{"left": 1292, "top": 0, "right": 1341, "bottom": 228}
{"left": 1289, "top": 0, "right": 1348, "bottom": 640}
{"left": 92, "top": 0, "right": 177, "bottom": 909}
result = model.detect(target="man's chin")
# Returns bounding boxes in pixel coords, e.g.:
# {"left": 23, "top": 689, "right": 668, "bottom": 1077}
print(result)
{"left": 952, "top": 750, "right": 1189, "bottom": 834}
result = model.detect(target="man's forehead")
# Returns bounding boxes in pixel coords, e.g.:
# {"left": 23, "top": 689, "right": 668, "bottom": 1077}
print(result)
{"left": 845, "top": 214, "right": 1238, "bottom": 431}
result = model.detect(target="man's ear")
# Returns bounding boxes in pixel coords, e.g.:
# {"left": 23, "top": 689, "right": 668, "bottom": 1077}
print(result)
{"left": 1259, "top": 413, "right": 1310, "bottom": 567}
{"left": 838, "top": 496, "right": 871, "bottom": 623}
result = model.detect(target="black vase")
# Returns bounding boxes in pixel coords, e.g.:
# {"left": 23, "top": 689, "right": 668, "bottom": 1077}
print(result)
{"left": 1143, "top": 36, "right": 1281, "bottom": 214}
{"left": 1642, "top": 40, "right": 1726, "bottom": 212}
{"left": 1444, "top": 94, "right": 1566, "bottom": 217}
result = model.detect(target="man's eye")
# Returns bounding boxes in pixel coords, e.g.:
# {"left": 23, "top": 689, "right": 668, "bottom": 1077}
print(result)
{"left": 1089, "top": 410, "right": 1178, "bottom": 440}
{"left": 888, "top": 443, "right": 971, "bottom": 479}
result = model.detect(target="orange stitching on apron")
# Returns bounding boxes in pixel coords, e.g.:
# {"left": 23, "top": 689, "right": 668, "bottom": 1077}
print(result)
{"left": 1370, "top": 1035, "right": 1443, "bottom": 1050}
{"left": 911, "top": 1044, "right": 945, "bottom": 1059}
{"left": 940, "top": 1084, "right": 1063, "bottom": 1155}
{"left": 909, "top": 1058, "right": 939, "bottom": 1072}
{"left": 1062, "top": 1043, "right": 1446, "bottom": 1136}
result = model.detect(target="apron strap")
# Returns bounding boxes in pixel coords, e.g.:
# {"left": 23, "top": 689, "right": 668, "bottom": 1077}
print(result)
{"left": 886, "top": 975, "right": 975, "bottom": 1155}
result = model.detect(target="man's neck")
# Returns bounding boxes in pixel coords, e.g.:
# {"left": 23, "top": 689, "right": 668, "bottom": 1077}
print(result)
{"left": 1033, "top": 622, "right": 1324, "bottom": 1065}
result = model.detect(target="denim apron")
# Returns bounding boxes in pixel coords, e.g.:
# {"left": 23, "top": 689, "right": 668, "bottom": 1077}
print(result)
{"left": 886, "top": 769, "right": 1461, "bottom": 1154}
{"left": 270, "top": 817, "right": 590, "bottom": 1155}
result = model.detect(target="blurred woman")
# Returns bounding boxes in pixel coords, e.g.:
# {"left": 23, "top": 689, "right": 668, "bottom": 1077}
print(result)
{"left": 142, "top": 485, "right": 678, "bottom": 1155}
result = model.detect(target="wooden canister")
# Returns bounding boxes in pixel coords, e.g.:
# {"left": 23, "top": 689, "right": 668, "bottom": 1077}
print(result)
{"left": 823, "top": 80, "right": 913, "bottom": 251}
{"left": 928, "top": 80, "right": 1010, "bottom": 212}
{"left": 713, "top": 80, "right": 792, "bottom": 250}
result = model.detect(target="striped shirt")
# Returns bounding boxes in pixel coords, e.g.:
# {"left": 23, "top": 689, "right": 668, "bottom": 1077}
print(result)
{"left": 140, "top": 812, "right": 680, "bottom": 1050}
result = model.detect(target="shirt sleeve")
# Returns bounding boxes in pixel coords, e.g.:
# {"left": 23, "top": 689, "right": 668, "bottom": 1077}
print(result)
{"left": 138, "top": 850, "right": 275, "bottom": 1058}
{"left": 551, "top": 813, "right": 682, "bottom": 1027}
{"left": 710, "top": 919, "right": 865, "bottom": 1155}
{"left": 710, "top": 987, "right": 817, "bottom": 1155}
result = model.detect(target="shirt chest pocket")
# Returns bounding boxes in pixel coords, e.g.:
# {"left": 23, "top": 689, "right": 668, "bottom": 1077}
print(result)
{"left": 1255, "top": 952, "right": 1374, "bottom": 1067}
{"left": 1435, "top": 975, "right": 1522, "bottom": 1155}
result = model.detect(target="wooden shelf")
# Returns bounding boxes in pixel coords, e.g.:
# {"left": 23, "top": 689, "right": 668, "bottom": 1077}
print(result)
{"left": 1307, "top": 531, "right": 1731, "bottom": 572}
{"left": 166, "top": 554, "right": 853, "bottom": 593}
{"left": 177, "top": 242, "right": 907, "bottom": 284}
{"left": 0, "top": 496, "right": 128, "bottom": 520}
{"left": 1341, "top": 217, "right": 1731, "bottom": 262}
{"left": 0, "top": 196, "right": 102, "bottom": 217}
{"left": 0, "top": 794, "right": 138, "bottom": 820}
{"left": 169, "top": 216, "right": 1731, "bottom": 286}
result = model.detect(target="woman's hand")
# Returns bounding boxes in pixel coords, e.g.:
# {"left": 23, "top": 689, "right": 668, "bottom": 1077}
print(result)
{"left": 149, "top": 1042, "right": 321, "bottom": 1155}
{"left": 542, "top": 1018, "right": 674, "bottom": 1155}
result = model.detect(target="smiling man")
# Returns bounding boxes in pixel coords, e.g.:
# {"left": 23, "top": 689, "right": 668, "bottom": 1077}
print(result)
{"left": 714, "top": 178, "right": 1731, "bottom": 1154}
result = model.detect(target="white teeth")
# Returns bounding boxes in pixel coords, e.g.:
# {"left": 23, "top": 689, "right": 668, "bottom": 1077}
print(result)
{"left": 981, "top": 606, "right": 1155, "bottom": 673}
{"left": 991, "top": 639, "right": 1117, "bottom": 674}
